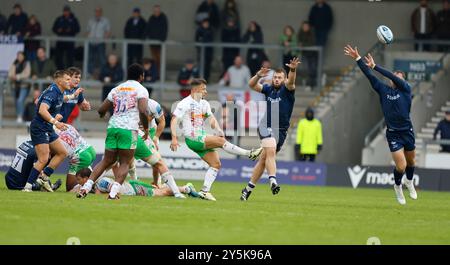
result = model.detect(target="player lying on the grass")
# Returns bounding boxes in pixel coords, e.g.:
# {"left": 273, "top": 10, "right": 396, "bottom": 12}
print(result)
{"left": 59, "top": 67, "right": 91, "bottom": 123}
{"left": 5, "top": 141, "right": 62, "bottom": 191}
{"left": 72, "top": 168, "right": 200, "bottom": 198}
{"left": 76, "top": 64, "right": 183, "bottom": 200}
{"left": 240, "top": 58, "right": 300, "bottom": 201}
{"left": 53, "top": 123, "right": 96, "bottom": 191}
{"left": 170, "top": 78, "right": 263, "bottom": 201}
{"left": 23, "top": 70, "right": 70, "bottom": 192}
{"left": 344, "top": 44, "right": 417, "bottom": 205}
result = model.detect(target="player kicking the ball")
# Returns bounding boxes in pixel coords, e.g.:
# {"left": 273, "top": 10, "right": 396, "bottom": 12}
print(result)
{"left": 344, "top": 44, "right": 417, "bottom": 205}
{"left": 170, "top": 78, "right": 263, "bottom": 201}
{"left": 240, "top": 58, "right": 300, "bottom": 201}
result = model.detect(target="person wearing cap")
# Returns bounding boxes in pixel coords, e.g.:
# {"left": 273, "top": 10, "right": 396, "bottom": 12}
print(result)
{"left": 124, "top": 7, "right": 147, "bottom": 65}
{"left": 177, "top": 58, "right": 200, "bottom": 98}
{"left": 433, "top": 110, "right": 450, "bottom": 153}
{"left": 6, "top": 3, "right": 28, "bottom": 36}
{"left": 295, "top": 107, "right": 323, "bottom": 162}
{"left": 52, "top": 5, "right": 80, "bottom": 69}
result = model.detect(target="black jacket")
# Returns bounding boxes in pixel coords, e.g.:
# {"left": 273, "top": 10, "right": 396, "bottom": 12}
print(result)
{"left": 124, "top": 16, "right": 147, "bottom": 40}
{"left": 436, "top": 9, "right": 450, "bottom": 39}
{"left": 196, "top": 26, "right": 214, "bottom": 43}
{"left": 308, "top": 3, "right": 333, "bottom": 31}
{"left": 0, "top": 14, "right": 7, "bottom": 34}
{"left": 434, "top": 119, "right": 450, "bottom": 140}
{"left": 196, "top": 1, "right": 220, "bottom": 29}
{"left": 99, "top": 64, "right": 124, "bottom": 85}
{"left": 52, "top": 13, "right": 80, "bottom": 37}
{"left": 146, "top": 13, "right": 168, "bottom": 41}
{"left": 6, "top": 12, "right": 28, "bottom": 34}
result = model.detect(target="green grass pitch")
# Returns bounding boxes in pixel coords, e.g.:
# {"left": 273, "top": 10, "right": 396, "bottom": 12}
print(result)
{"left": 1, "top": 172, "right": 450, "bottom": 245}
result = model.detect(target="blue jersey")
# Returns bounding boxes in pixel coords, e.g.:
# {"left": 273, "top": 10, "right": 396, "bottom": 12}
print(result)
{"left": 5, "top": 141, "right": 37, "bottom": 188}
{"left": 34, "top": 83, "right": 64, "bottom": 130}
{"left": 357, "top": 59, "right": 413, "bottom": 131}
{"left": 60, "top": 87, "right": 84, "bottom": 123}
{"left": 260, "top": 83, "right": 295, "bottom": 130}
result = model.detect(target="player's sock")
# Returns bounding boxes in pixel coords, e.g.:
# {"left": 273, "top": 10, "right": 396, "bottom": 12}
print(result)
{"left": 201, "top": 167, "right": 219, "bottom": 192}
{"left": 161, "top": 172, "right": 182, "bottom": 195}
{"left": 42, "top": 167, "right": 54, "bottom": 180}
{"left": 393, "top": 169, "right": 404, "bottom": 186}
{"left": 222, "top": 142, "right": 250, "bottom": 156}
{"left": 406, "top": 166, "right": 415, "bottom": 181}
{"left": 26, "top": 167, "right": 41, "bottom": 186}
{"left": 269, "top": 176, "right": 278, "bottom": 186}
{"left": 109, "top": 181, "right": 121, "bottom": 198}
{"left": 245, "top": 181, "right": 256, "bottom": 192}
{"left": 82, "top": 179, "right": 94, "bottom": 192}
{"left": 129, "top": 161, "right": 137, "bottom": 180}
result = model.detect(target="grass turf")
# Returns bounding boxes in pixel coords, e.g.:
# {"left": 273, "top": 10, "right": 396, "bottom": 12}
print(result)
{"left": 1, "top": 173, "right": 450, "bottom": 245}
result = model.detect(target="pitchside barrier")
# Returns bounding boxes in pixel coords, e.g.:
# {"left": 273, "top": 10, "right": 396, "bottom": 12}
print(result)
{"left": 1, "top": 146, "right": 450, "bottom": 191}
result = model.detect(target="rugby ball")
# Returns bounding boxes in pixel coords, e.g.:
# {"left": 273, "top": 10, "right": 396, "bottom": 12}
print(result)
{"left": 376, "top": 25, "right": 394, "bottom": 45}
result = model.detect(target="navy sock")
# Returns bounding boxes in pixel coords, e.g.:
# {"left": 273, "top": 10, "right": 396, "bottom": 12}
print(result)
{"left": 406, "top": 166, "right": 415, "bottom": 181}
{"left": 32, "top": 183, "right": 41, "bottom": 191}
{"left": 27, "top": 167, "right": 40, "bottom": 184}
{"left": 393, "top": 169, "right": 404, "bottom": 186}
{"left": 43, "top": 167, "right": 54, "bottom": 178}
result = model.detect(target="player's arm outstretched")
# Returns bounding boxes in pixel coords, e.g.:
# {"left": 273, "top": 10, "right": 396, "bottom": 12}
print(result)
{"left": 368, "top": 54, "right": 411, "bottom": 92}
{"left": 344, "top": 45, "right": 381, "bottom": 92}
{"left": 285, "top": 57, "right": 301, "bottom": 91}
{"left": 249, "top": 67, "right": 271, "bottom": 92}
{"left": 39, "top": 103, "right": 68, "bottom": 131}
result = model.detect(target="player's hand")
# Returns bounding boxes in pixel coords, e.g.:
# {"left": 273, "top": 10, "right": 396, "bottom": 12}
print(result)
{"left": 55, "top": 114, "right": 63, "bottom": 121}
{"left": 80, "top": 100, "right": 91, "bottom": 111}
{"left": 142, "top": 130, "right": 149, "bottom": 141}
{"left": 74, "top": 87, "right": 84, "bottom": 97}
{"left": 55, "top": 122, "right": 68, "bottom": 131}
{"left": 285, "top": 57, "right": 301, "bottom": 70}
{"left": 256, "top": 67, "right": 270, "bottom": 78}
{"left": 170, "top": 138, "right": 180, "bottom": 152}
{"left": 364, "top": 53, "right": 376, "bottom": 69}
{"left": 344, "top": 45, "right": 360, "bottom": 60}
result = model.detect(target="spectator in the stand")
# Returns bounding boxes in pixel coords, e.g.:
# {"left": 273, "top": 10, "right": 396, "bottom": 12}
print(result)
{"left": 0, "top": 12, "right": 7, "bottom": 34}
{"left": 436, "top": 0, "right": 450, "bottom": 52}
{"left": 295, "top": 107, "right": 323, "bottom": 162}
{"left": 308, "top": 0, "right": 333, "bottom": 48}
{"left": 280, "top": 25, "right": 298, "bottom": 73}
{"left": 142, "top": 58, "right": 158, "bottom": 97}
{"left": 52, "top": 5, "right": 80, "bottom": 69}
{"left": 99, "top": 54, "right": 124, "bottom": 104}
{"left": 178, "top": 58, "right": 200, "bottom": 98}
{"left": 221, "top": 18, "right": 241, "bottom": 74}
{"left": 411, "top": 0, "right": 436, "bottom": 51}
{"left": 23, "top": 15, "right": 42, "bottom": 62}
{"left": 221, "top": 0, "right": 240, "bottom": 29}
{"left": 146, "top": 4, "right": 168, "bottom": 76}
{"left": 242, "top": 21, "right": 266, "bottom": 76}
{"left": 219, "top": 55, "right": 251, "bottom": 88}
{"left": 31, "top": 47, "right": 56, "bottom": 90}
{"left": 195, "top": 19, "right": 214, "bottom": 82}
{"left": 124, "top": 7, "right": 147, "bottom": 65}
{"left": 23, "top": 87, "right": 41, "bottom": 123}
{"left": 195, "top": 0, "right": 220, "bottom": 33}
{"left": 433, "top": 110, "right": 450, "bottom": 153}
{"left": 8, "top": 51, "right": 31, "bottom": 124}
{"left": 86, "top": 7, "right": 111, "bottom": 77}
{"left": 298, "top": 21, "right": 317, "bottom": 88}
{"left": 6, "top": 3, "right": 28, "bottom": 36}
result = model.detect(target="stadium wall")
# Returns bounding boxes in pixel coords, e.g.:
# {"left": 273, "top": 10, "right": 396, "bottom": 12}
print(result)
{"left": 0, "top": 0, "right": 443, "bottom": 71}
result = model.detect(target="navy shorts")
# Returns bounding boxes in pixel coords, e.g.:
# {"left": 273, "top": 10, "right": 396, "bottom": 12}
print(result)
{"left": 30, "top": 120, "right": 59, "bottom": 145}
{"left": 257, "top": 126, "right": 287, "bottom": 153}
{"left": 5, "top": 172, "right": 26, "bottom": 190}
{"left": 386, "top": 128, "right": 416, "bottom": 152}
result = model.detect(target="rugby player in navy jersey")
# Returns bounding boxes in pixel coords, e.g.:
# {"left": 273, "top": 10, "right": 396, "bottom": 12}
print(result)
{"left": 59, "top": 67, "right": 91, "bottom": 123}
{"left": 240, "top": 57, "right": 300, "bottom": 201}
{"left": 5, "top": 141, "right": 62, "bottom": 191}
{"left": 344, "top": 44, "right": 417, "bottom": 205}
{"left": 23, "top": 70, "right": 70, "bottom": 192}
